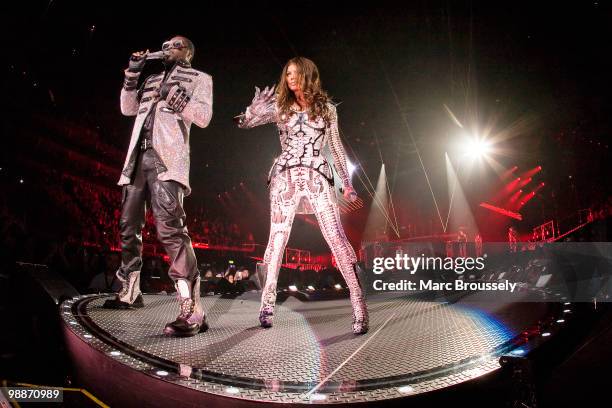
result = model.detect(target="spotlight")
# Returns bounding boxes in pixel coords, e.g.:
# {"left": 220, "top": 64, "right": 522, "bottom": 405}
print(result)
{"left": 307, "top": 285, "right": 315, "bottom": 291}
{"left": 398, "top": 385, "right": 414, "bottom": 394}
{"left": 225, "top": 387, "right": 240, "bottom": 395}
{"left": 463, "top": 137, "right": 492, "bottom": 159}
{"left": 334, "top": 284, "right": 342, "bottom": 290}
{"left": 347, "top": 159, "right": 357, "bottom": 177}
{"left": 156, "top": 370, "right": 169, "bottom": 376}
{"left": 309, "top": 393, "right": 327, "bottom": 401}
{"left": 288, "top": 285, "right": 298, "bottom": 292}
{"left": 542, "top": 332, "right": 551, "bottom": 337}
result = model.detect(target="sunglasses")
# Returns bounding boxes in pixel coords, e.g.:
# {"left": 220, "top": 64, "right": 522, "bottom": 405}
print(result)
{"left": 162, "top": 40, "right": 186, "bottom": 51}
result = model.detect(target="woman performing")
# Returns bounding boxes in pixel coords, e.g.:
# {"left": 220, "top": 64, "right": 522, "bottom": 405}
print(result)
{"left": 235, "top": 57, "right": 368, "bottom": 334}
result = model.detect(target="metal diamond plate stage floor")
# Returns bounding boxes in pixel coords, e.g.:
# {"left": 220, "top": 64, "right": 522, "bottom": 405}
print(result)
{"left": 61, "top": 292, "right": 552, "bottom": 405}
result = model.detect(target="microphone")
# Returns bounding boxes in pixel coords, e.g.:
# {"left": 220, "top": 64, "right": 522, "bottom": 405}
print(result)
{"left": 146, "top": 51, "right": 166, "bottom": 60}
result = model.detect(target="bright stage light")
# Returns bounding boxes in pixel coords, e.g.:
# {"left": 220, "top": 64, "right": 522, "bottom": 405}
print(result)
{"left": 288, "top": 285, "right": 298, "bottom": 292}
{"left": 347, "top": 159, "right": 357, "bottom": 177}
{"left": 334, "top": 284, "right": 342, "bottom": 290}
{"left": 464, "top": 137, "right": 492, "bottom": 159}
{"left": 398, "top": 385, "right": 414, "bottom": 394}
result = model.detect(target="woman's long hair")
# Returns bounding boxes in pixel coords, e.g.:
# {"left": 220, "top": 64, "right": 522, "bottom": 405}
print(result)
{"left": 277, "top": 57, "right": 331, "bottom": 125}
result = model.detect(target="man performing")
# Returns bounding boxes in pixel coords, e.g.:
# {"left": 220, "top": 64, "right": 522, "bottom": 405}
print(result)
{"left": 103, "top": 36, "right": 213, "bottom": 338}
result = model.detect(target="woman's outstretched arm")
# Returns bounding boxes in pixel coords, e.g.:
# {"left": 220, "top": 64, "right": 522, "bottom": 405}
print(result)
{"left": 235, "top": 85, "right": 277, "bottom": 128}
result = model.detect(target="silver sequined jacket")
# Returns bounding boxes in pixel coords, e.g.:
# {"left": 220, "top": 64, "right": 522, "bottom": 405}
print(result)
{"left": 118, "top": 62, "right": 213, "bottom": 195}
{"left": 238, "top": 100, "right": 353, "bottom": 214}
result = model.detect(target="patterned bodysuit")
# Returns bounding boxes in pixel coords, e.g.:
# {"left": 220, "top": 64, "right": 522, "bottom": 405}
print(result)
{"left": 238, "top": 93, "right": 368, "bottom": 333}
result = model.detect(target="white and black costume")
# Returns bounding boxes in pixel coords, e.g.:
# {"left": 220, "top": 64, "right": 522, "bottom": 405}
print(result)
{"left": 237, "top": 87, "right": 368, "bottom": 334}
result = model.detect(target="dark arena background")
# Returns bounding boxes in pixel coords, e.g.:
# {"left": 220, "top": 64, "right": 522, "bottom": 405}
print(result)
{"left": 1, "top": 1, "right": 611, "bottom": 407}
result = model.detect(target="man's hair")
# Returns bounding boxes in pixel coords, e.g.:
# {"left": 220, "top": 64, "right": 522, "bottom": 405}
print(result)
{"left": 177, "top": 36, "right": 195, "bottom": 61}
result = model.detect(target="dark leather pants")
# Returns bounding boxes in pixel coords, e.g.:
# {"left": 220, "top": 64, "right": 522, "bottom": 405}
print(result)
{"left": 119, "top": 149, "right": 198, "bottom": 282}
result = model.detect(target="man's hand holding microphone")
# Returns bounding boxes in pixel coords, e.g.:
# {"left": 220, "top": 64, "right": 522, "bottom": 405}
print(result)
{"left": 128, "top": 50, "right": 149, "bottom": 73}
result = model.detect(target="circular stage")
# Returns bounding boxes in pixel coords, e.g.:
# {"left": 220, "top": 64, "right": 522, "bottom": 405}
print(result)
{"left": 61, "top": 291, "right": 559, "bottom": 406}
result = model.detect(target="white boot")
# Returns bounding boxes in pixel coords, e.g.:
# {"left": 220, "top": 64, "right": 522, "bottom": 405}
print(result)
{"left": 103, "top": 260, "right": 144, "bottom": 309}
{"left": 163, "top": 276, "right": 207, "bottom": 337}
